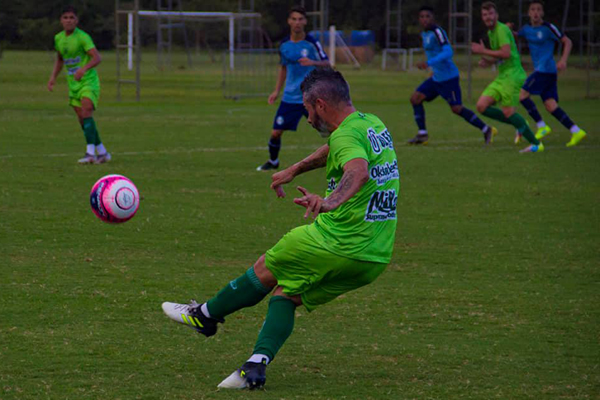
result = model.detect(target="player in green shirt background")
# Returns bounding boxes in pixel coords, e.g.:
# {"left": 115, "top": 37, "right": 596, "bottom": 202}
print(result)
{"left": 47, "top": 6, "right": 111, "bottom": 164}
{"left": 161, "top": 68, "right": 399, "bottom": 390}
{"left": 471, "top": 1, "right": 544, "bottom": 153}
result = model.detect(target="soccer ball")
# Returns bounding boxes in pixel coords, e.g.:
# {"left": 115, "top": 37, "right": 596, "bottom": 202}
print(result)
{"left": 90, "top": 174, "right": 140, "bottom": 223}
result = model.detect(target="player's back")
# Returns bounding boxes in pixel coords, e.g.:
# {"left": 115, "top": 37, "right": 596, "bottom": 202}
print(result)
{"left": 315, "top": 112, "right": 398, "bottom": 264}
{"left": 519, "top": 22, "right": 562, "bottom": 73}
{"left": 279, "top": 34, "right": 328, "bottom": 103}
{"left": 421, "top": 25, "right": 459, "bottom": 82}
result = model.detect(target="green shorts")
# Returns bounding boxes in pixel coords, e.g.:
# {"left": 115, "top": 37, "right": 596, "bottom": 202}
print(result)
{"left": 265, "top": 224, "right": 387, "bottom": 312}
{"left": 482, "top": 73, "right": 526, "bottom": 107}
{"left": 69, "top": 84, "right": 100, "bottom": 109}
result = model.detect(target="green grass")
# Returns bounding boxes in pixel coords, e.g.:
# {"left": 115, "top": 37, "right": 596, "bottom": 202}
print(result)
{"left": 1, "top": 50, "right": 599, "bottom": 399}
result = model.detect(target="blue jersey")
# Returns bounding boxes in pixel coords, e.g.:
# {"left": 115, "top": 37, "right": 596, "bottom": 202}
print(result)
{"left": 279, "top": 34, "right": 328, "bottom": 104}
{"left": 421, "top": 25, "right": 459, "bottom": 82}
{"left": 518, "top": 22, "right": 563, "bottom": 73}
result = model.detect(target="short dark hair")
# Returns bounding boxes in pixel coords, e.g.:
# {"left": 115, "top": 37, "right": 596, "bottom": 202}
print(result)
{"left": 529, "top": 0, "right": 544, "bottom": 7}
{"left": 61, "top": 5, "right": 78, "bottom": 16}
{"left": 481, "top": 1, "right": 497, "bottom": 11}
{"left": 289, "top": 5, "right": 307, "bottom": 18}
{"left": 301, "top": 68, "right": 351, "bottom": 107}
{"left": 419, "top": 6, "right": 435, "bottom": 14}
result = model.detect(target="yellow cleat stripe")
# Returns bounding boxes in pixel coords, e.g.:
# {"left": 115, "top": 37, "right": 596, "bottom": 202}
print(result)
{"left": 182, "top": 314, "right": 196, "bottom": 326}
{"left": 194, "top": 317, "right": 204, "bottom": 328}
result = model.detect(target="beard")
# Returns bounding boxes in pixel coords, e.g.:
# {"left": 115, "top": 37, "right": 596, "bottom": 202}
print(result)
{"left": 312, "top": 114, "right": 332, "bottom": 138}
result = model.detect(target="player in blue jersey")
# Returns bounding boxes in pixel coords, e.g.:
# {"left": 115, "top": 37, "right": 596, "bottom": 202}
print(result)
{"left": 256, "top": 6, "right": 329, "bottom": 171}
{"left": 512, "top": 0, "right": 587, "bottom": 146}
{"left": 408, "top": 6, "right": 496, "bottom": 145}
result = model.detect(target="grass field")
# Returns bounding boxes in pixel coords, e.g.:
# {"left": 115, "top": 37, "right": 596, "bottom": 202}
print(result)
{"left": 1, "top": 51, "right": 599, "bottom": 399}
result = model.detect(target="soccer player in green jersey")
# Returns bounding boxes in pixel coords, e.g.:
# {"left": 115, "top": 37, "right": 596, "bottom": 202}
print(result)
{"left": 47, "top": 6, "right": 111, "bottom": 164}
{"left": 162, "top": 69, "right": 399, "bottom": 390}
{"left": 471, "top": 1, "right": 544, "bottom": 153}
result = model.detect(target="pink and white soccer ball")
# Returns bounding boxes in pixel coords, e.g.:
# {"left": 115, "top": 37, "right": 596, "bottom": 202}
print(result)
{"left": 90, "top": 174, "right": 140, "bottom": 223}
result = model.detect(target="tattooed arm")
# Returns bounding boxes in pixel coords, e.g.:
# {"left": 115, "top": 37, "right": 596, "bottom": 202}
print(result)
{"left": 294, "top": 158, "right": 369, "bottom": 219}
{"left": 270, "top": 144, "right": 330, "bottom": 198}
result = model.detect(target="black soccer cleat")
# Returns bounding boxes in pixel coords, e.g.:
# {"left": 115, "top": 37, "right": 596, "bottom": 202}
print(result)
{"left": 256, "top": 160, "right": 279, "bottom": 171}
{"left": 218, "top": 359, "right": 268, "bottom": 389}
{"left": 241, "top": 360, "right": 268, "bottom": 389}
{"left": 407, "top": 133, "right": 429, "bottom": 145}
{"left": 161, "top": 300, "right": 224, "bottom": 337}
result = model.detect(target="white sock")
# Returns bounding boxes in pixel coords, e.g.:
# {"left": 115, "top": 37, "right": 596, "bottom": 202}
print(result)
{"left": 269, "top": 158, "right": 279, "bottom": 165}
{"left": 247, "top": 354, "right": 270, "bottom": 365}
{"left": 200, "top": 303, "right": 211, "bottom": 318}
{"left": 482, "top": 125, "right": 490, "bottom": 133}
{"left": 570, "top": 125, "right": 580, "bottom": 134}
{"left": 536, "top": 121, "right": 546, "bottom": 128}
{"left": 86, "top": 144, "right": 95, "bottom": 155}
{"left": 96, "top": 143, "right": 107, "bottom": 155}
{"left": 418, "top": 130, "right": 427, "bottom": 135}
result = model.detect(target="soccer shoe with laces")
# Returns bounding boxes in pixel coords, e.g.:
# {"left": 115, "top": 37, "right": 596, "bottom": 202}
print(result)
{"left": 256, "top": 160, "right": 279, "bottom": 171}
{"left": 218, "top": 359, "right": 268, "bottom": 390}
{"left": 95, "top": 152, "right": 112, "bottom": 164}
{"left": 161, "top": 300, "right": 224, "bottom": 337}
{"left": 519, "top": 142, "right": 545, "bottom": 153}
{"left": 535, "top": 125, "right": 552, "bottom": 140}
{"left": 78, "top": 153, "right": 96, "bottom": 164}
{"left": 484, "top": 126, "right": 498, "bottom": 144}
{"left": 407, "top": 134, "right": 429, "bottom": 145}
{"left": 566, "top": 129, "right": 587, "bottom": 147}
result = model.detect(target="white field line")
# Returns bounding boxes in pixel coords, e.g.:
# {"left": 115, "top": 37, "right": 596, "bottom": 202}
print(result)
{"left": 0, "top": 139, "right": 597, "bottom": 160}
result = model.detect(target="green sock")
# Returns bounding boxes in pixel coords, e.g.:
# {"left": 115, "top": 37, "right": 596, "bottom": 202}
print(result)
{"left": 508, "top": 113, "right": 540, "bottom": 145}
{"left": 81, "top": 117, "right": 96, "bottom": 145}
{"left": 482, "top": 106, "right": 511, "bottom": 124}
{"left": 252, "top": 296, "right": 296, "bottom": 361}
{"left": 206, "top": 267, "right": 272, "bottom": 319}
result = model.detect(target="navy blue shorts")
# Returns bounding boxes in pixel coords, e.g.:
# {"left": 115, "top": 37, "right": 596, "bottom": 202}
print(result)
{"left": 416, "top": 77, "right": 462, "bottom": 106}
{"left": 522, "top": 72, "right": 559, "bottom": 102}
{"left": 272, "top": 101, "right": 308, "bottom": 131}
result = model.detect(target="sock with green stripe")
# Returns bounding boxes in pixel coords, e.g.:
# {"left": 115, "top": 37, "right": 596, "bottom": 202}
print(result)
{"left": 252, "top": 296, "right": 297, "bottom": 362}
{"left": 508, "top": 113, "right": 540, "bottom": 145}
{"left": 206, "top": 267, "right": 272, "bottom": 319}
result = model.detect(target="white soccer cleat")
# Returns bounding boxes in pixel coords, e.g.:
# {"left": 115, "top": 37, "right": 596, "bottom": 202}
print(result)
{"left": 217, "top": 370, "right": 248, "bottom": 389}
{"left": 161, "top": 301, "right": 223, "bottom": 337}
{"left": 78, "top": 153, "right": 96, "bottom": 164}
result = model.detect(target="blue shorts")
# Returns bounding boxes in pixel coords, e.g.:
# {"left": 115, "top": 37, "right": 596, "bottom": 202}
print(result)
{"left": 522, "top": 72, "right": 559, "bottom": 102}
{"left": 416, "top": 77, "right": 462, "bottom": 106}
{"left": 272, "top": 101, "right": 308, "bottom": 131}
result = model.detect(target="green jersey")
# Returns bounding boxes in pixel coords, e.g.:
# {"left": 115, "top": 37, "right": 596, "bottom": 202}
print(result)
{"left": 54, "top": 28, "right": 99, "bottom": 91}
{"left": 487, "top": 22, "right": 525, "bottom": 78}
{"left": 314, "top": 111, "right": 399, "bottom": 264}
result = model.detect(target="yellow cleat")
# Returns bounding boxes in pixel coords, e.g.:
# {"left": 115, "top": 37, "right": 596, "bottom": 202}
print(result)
{"left": 485, "top": 126, "right": 498, "bottom": 144}
{"left": 566, "top": 129, "right": 587, "bottom": 147}
{"left": 535, "top": 125, "right": 552, "bottom": 140}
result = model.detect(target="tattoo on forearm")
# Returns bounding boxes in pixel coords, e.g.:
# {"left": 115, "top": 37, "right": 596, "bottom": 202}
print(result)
{"left": 297, "top": 145, "right": 329, "bottom": 173}
{"left": 324, "top": 170, "right": 355, "bottom": 210}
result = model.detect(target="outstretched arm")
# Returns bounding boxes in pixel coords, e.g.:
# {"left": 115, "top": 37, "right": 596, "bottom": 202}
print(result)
{"left": 270, "top": 144, "right": 330, "bottom": 197}
{"left": 293, "top": 158, "right": 369, "bottom": 219}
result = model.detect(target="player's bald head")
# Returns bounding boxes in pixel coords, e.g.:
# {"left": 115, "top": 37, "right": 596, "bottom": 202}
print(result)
{"left": 301, "top": 68, "right": 351, "bottom": 108}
